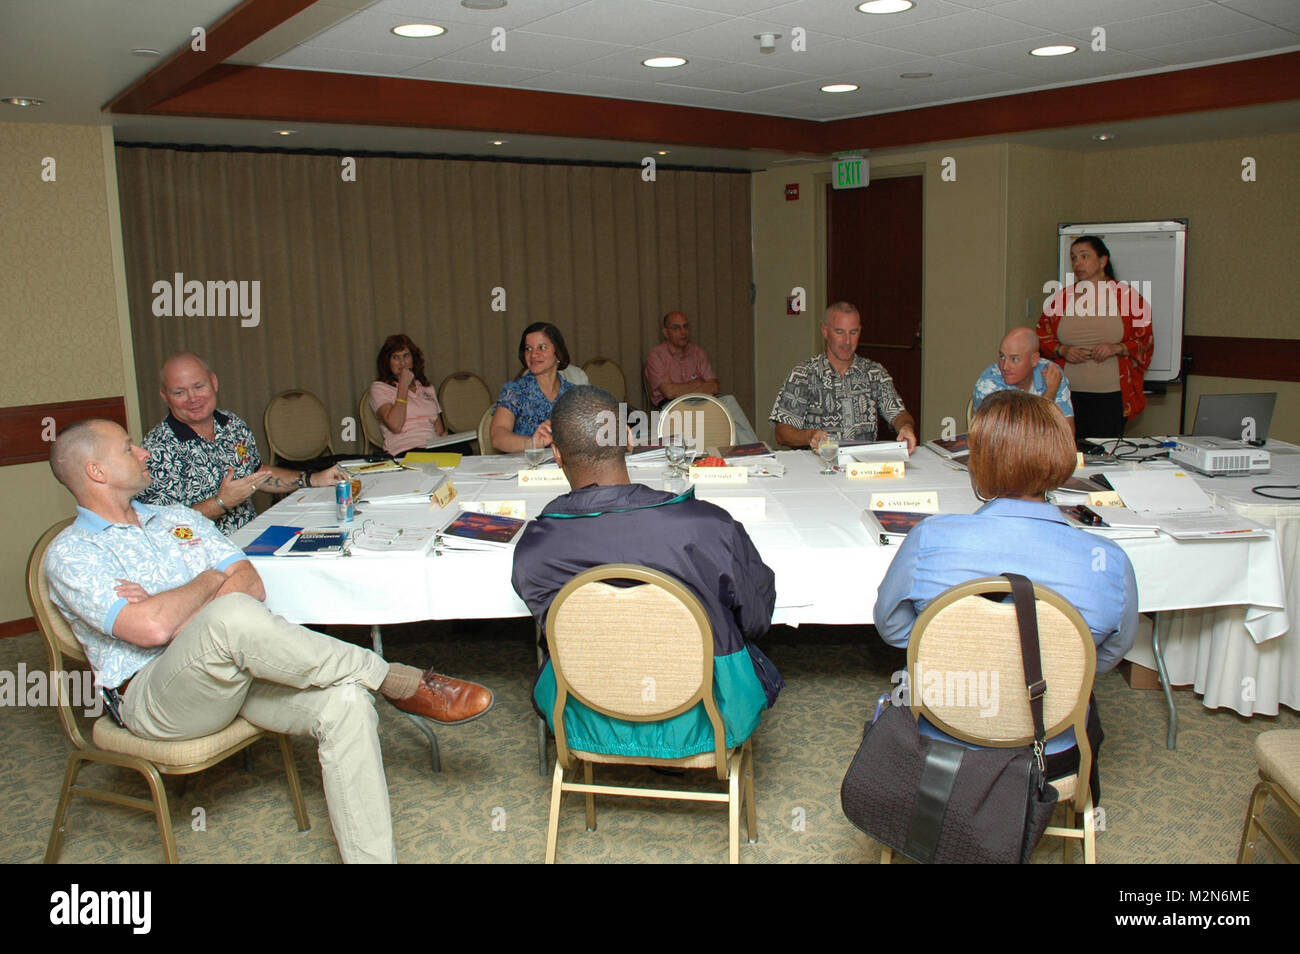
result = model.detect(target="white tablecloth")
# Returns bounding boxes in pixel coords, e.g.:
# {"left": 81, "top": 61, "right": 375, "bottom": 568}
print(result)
{"left": 230, "top": 448, "right": 1292, "bottom": 710}
{"left": 1121, "top": 441, "right": 1300, "bottom": 714}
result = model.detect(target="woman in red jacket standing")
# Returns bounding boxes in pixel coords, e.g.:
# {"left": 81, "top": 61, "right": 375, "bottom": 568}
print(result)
{"left": 1037, "top": 235, "right": 1153, "bottom": 439}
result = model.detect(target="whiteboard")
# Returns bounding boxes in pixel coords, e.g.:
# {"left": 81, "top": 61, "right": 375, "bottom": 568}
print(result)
{"left": 1058, "top": 220, "right": 1186, "bottom": 383}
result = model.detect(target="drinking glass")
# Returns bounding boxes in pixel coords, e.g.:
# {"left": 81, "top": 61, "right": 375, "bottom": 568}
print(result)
{"left": 817, "top": 432, "right": 840, "bottom": 474}
{"left": 664, "top": 436, "right": 687, "bottom": 475}
{"left": 525, "top": 437, "right": 546, "bottom": 469}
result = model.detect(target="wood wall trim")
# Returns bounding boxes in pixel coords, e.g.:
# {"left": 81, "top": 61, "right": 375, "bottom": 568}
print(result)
{"left": 828, "top": 52, "right": 1300, "bottom": 150}
{"left": 0, "top": 618, "right": 36, "bottom": 640}
{"left": 102, "top": 0, "right": 1300, "bottom": 157}
{"left": 147, "top": 65, "right": 826, "bottom": 152}
{"left": 105, "top": 0, "right": 316, "bottom": 115}
{"left": 1184, "top": 335, "right": 1300, "bottom": 383}
{"left": 0, "top": 397, "right": 128, "bottom": 467}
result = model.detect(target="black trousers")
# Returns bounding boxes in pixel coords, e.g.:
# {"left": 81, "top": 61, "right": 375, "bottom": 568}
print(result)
{"left": 1072, "top": 391, "right": 1126, "bottom": 440}
{"left": 1042, "top": 694, "right": 1105, "bottom": 805}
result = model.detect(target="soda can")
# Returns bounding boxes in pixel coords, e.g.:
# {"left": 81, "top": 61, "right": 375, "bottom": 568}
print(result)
{"left": 335, "top": 480, "right": 355, "bottom": 523}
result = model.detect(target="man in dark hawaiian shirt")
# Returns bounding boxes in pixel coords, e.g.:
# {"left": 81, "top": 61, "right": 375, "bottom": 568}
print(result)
{"left": 138, "top": 352, "right": 347, "bottom": 534}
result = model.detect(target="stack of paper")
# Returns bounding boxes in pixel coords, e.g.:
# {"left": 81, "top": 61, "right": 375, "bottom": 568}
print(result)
{"left": 1103, "top": 471, "right": 1268, "bottom": 540}
{"left": 357, "top": 469, "right": 447, "bottom": 504}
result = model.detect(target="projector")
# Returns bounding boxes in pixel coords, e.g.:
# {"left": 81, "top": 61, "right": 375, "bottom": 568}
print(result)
{"left": 1170, "top": 436, "right": 1270, "bottom": 476}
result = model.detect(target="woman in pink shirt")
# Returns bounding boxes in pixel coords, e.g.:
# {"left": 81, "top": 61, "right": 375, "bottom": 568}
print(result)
{"left": 369, "top": 334, "right": 447, "bottom": 456}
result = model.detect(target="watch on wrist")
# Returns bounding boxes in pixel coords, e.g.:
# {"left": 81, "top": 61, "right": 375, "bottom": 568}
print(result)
{"left": 298, "top": 470, "right": 309, "bottom": 489}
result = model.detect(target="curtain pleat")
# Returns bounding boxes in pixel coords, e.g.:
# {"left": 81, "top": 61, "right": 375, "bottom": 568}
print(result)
{"left": 116, "top": 146, "right": 753, "bottom": 457}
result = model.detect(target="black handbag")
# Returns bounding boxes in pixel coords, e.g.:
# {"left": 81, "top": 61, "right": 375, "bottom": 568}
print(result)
{"left": 841, "top": 573, "right": 1060, "bottom": 864}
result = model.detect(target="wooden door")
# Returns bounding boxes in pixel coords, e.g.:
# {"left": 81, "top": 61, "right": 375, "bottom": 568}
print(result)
{"left": 826, "top": 175, "right": 923, "bottom": 428}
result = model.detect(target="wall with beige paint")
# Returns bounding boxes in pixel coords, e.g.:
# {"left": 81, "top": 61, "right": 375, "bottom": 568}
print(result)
{"left": 752, "top": 143, "right": 1010, "bottom": 444}
{"left": 752, "top": 132, "right": 1298, "bottom": 447}
{"left": 0, "top": 124, "right": 137, "bottom": 623}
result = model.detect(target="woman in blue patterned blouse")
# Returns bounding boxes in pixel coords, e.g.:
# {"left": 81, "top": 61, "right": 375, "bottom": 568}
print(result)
{"left": 490, "top": 322, "right": 574, "bottom": 453}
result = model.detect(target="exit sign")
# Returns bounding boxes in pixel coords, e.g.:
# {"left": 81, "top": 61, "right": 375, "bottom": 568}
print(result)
{"left": 833, "top": 156, "right": 868, "bottom": 190}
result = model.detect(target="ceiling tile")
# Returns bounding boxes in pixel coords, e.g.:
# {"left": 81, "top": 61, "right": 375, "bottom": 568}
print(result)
{"left": 868, "top": 8, "right": 1053, "bottom": 56}
{"left": 427, "top": 30, "right": 627, "bottom": 69}
{"left": 266, "top": 46, "right": 433, "bottom": 73}
{"left": 943, "top": 37, "right": 1162, "bottom": 80}
{"left": 401, "top": 59, "right": 552, "bottom": 85}
{"left": 755, "top": 0, "right": 974, "bottom": 41}
{"left": 1129, "top": 28, "right": 1300, "bottom": 66}
{"left": 1219, "top": 0, "right": 1300, "bottom": 32}
{"left": 518, "top": 0, "right": 728, "bottom": 44}
{"left": 657, "top": 60, "right": 809, "bottom": 92}
{"left": 369, "top": 0, "right": 586, "bottom": 30}
{"left": 1095, "top": 3, "right": 1279, "bottom": 51}
{"left": 981, "top": 0, "right": 1208, "bottom": 33}
{"left": 296, "top": 8, "right": 483, "bottom": 56}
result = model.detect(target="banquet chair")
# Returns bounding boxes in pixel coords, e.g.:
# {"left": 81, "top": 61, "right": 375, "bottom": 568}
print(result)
{"left": 27, "top": 521, "right": 310, "bottom": 864}
{"left": 543, "top": 564, "right": 757, "bottom": 864}
{"left": 1237, "top": 730, "right": 1300, "bottom": 863}
{"left": 437, "top": 372, "right": 492, "bottom": 435}
{"left": 358, "top": 389, "right": 385, "bottom": 453}
{"left": 476, "top": 406, "right": 499, "bottom": 455}
{"left": 881, "top": 576, "right": 1099, "bottom": 864}
{"left": 966, "top": 397, "right": 974, "bottom": 427}
{"left": 657, "top": 394, "right": 735, "bottom": 455}
{"left": 264, "top": 389, "right": 334, "bottom": 465}
{"left": 581, "top": 357, "right": 627, "bottom": 403}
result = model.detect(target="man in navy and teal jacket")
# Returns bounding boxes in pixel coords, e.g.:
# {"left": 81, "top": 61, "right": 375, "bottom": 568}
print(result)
{"left": 511, "top": 385, "right": 783, "bottom": 759}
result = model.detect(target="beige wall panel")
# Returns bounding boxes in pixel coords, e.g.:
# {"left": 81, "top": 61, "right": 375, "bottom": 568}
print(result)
{"left": 0, "top": 122, "right": 133, "bottom": 624}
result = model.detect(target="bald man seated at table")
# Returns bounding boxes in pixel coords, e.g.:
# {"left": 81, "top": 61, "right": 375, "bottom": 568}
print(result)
{"left": 770, "top": 302, "right": 917, "bottom": 452}
{"left": 139, "top": 352, "right": 348, "bottom": 534}
{"left": 43, "top": 419, "right": 493, "bottom": 863}
{"left": 644, "top": 311, "right": 720, "bottom": 408}
{"left": 972, "top": 327, "right": 1074, "bottom": 431}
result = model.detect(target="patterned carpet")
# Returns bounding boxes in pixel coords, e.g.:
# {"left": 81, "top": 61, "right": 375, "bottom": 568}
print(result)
{"left": 3, "top": 620, "right": 1296, "bottom": 864}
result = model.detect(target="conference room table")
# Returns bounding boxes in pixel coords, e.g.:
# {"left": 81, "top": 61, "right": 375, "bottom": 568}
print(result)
{"left": 230, "top": 444, "right": 1295, "bottom": 748}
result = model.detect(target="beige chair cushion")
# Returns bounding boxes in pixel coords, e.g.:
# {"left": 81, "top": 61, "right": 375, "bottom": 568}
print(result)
{"left": 93, "top": 715, "right": 262, "bottom": 765}
{"left": 1256, "top": 730, "right": 1300, "bottom": 799}
{"left": 571, "top": 748, "right": 731, "bottom": 769}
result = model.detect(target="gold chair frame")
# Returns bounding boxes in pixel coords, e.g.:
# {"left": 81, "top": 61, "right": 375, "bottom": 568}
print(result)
{"left": 27, "top": 521, "right": 310, "bottom": 864}
{"left": 657, "top": 393, "right": 736, "bottom": 455}
{"left": 1237, "top": 731, "right": 1300, "bottom": 864}
{"left": 437, "top": 371, "right": 492, "bottom": 436}
{"left": 543, "top": 564, "right": 756, "bottom": 863}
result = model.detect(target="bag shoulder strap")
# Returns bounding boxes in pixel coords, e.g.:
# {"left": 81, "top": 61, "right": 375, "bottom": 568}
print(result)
{"left": 1002, "top": 572, "right": 1048, "bottom": 768}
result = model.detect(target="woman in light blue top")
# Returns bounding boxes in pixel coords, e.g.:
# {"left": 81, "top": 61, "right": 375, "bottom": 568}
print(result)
{"left": 874, "top": 389, "right": 1138, "bottom": 800}
{"left": 490, "top": 322, "right": 574, "bottom": 453}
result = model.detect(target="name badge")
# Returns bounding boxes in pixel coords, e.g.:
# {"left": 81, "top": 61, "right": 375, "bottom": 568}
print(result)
{"left": 870, "top": 490, "right": 937, "bottom": 511}
{"left": 1087, "top": 490, "right": 1123, "bottom": 508}
{"left": 431, "top": 479, "right": 458, "bottom": 508}
{"left": 462, "top": 499, "right": 527, "bottom": 518}
{"left": 846, "top": 460, "right": 906, "bottom": 480}
{"left": 518, "top": 469, "right": 569, "bottom": 488}
{"left": 689, "top": 465, "right": 748, "bottom": 484}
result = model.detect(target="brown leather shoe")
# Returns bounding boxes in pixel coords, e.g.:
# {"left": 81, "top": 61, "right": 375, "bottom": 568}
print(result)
{"left": 391, "top": 669, "right": 494, "bottom": 725}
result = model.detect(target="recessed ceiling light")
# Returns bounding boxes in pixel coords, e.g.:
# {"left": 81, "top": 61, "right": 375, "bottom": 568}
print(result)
{"left": 274, "top": 129, "right": 298, "bottom": 136}
{"left": 461, "top": 0, "right": 506, "bottom": 9}
{"left": 1030, "top": 44, "right": 1077, "bottom": 57}
{"left": 858, "top": 0, "right": 914, "bottom": 13}
{"left": 657, "top": 150, "right": 669, "bottom": 156}
{"left": 490, "top": 139, "right": 508, "bottom": 146}
{"left": 392, "top": 23, "right": 445, "bottom": 38}
{"left": 2, "top": 97, "right": 45, "bottom": 107}
{"left": 1092, "top": 133, "right": 1115, "bottom": 142}
{"left": 899, "top": 72, "right": 932, "bottom": 79}
{"left": 821, "top": 83, "right": 859, "bottom": 94}
{"left": 642, "top": 56, "right": 687, "bottom": 69}
{"left": 131, "top": 48, "right": 161, "bottom": 58}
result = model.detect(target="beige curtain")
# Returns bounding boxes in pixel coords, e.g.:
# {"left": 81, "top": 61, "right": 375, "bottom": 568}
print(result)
{"left": 115, "top": 146, "right": 753, "bottom": 458}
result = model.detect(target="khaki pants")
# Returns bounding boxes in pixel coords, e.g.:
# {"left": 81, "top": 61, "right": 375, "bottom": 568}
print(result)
{"left": 121, "top": 593, "right": 395, "bottom": 863}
